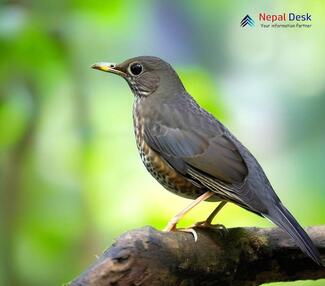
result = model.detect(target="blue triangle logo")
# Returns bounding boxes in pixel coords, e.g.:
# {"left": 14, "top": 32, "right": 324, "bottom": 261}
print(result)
{"left": 241, "top": 15, "right": 255, "bottom": 27}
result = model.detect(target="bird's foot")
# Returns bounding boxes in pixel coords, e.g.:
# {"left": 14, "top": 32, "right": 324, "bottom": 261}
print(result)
{"left": 191, "top": 221, "right": 228, "bottom": 239}
{"left": 163, "top": 223, "right": 198, "bottom": 241}
{"left": 191, "top": 221, "right": 227, "bottom": 230}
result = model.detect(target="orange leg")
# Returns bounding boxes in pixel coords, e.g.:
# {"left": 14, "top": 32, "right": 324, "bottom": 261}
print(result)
{"left": 163, "top": 191, "right": 214, "bottom": 232}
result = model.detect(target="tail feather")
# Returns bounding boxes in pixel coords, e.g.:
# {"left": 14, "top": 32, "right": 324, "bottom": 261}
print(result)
{"left": 265, "top": 203, "right": 322, "bottom": 266}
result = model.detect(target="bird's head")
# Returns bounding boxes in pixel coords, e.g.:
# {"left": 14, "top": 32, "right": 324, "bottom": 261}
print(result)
{"left": 91, "top": 56, "right": 184, "bottom": 98}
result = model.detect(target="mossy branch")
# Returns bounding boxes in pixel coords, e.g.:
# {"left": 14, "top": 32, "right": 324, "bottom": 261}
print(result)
{"left": 70, "top": 225, "right": 325, "bottom": 286}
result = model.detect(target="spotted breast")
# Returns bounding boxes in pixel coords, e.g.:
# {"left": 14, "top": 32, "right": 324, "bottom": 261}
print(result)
{"left": 132, "top": 100, "right": 206, "bottom": 200}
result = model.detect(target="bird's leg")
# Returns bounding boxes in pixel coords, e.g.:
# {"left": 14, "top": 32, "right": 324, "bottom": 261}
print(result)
{"left": 163, "top": 191, "right": 214, "bottom": 232}
{"left": 192, "top": 201, "right": 227, "bottom": 229}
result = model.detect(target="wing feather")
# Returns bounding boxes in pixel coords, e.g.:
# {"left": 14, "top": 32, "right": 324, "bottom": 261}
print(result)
{"left": 144, "top": 104, "right": 248, "bottom": 184}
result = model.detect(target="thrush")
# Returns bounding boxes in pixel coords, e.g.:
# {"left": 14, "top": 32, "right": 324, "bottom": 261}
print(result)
{"left": 92, "top": 56, "right": 322, "bottom": 265}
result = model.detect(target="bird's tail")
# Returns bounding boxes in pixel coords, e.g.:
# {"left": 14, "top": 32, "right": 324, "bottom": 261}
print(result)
{"left": 264, "top": 203, "right": 323, "bottom": 266}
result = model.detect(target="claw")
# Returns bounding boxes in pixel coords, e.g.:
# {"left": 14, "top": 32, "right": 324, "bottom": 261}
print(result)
{"left": 181, "top": 228, "right": 198, "bottom": 242}
{"left": 163, "top": 226, "right": 198, "bottom": 242}
{"left": 192, "top": 221, "right": 227, "bottom": 230}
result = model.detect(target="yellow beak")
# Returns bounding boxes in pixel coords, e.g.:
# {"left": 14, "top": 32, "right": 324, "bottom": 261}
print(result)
{"left": 91, "top": 62, "right": 126, "bottom": 77}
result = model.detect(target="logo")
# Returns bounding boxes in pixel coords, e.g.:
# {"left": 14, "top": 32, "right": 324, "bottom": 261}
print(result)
{"left": 240, "top": 13, "right": 312, "bottom": 29}
{"left": 240, "top": 15, "right": 255, "bottom": 27}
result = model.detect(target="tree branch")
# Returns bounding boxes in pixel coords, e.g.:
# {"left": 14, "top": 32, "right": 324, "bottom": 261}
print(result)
{"left": 70, "top": 225, "right": 325, "bottom": 286}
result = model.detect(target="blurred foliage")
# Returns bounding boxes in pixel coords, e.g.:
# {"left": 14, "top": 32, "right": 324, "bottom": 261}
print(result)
{"left": 0, "top": 0, "right": 324, "bottom": 285}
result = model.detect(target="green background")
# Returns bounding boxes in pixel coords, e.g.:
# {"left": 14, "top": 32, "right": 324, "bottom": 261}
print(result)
{"left": 0, "top": 0, "right": 324, "bottom": 285}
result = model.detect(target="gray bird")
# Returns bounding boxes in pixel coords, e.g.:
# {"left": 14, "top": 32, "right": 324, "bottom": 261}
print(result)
{"left": 92, "top": 56, "right": 322, "bottom": 265}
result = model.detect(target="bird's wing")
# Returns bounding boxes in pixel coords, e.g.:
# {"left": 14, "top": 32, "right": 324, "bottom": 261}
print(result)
{"left": 143, "top": 103, "right": 248, "bottom": 185}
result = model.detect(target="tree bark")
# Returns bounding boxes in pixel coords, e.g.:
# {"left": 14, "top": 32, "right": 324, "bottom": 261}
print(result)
{"left": 70, "top": 225, "right": 325, "bottom": 286}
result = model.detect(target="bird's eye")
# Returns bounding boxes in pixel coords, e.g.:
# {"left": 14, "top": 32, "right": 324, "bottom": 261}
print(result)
{"left": 129, "top": 63, "right": 143, "bottom": 76}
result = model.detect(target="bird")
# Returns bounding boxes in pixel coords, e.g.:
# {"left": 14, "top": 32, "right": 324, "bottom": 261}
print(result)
{"left": 91, "top": 56, "right": 322, "bottom": 266}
